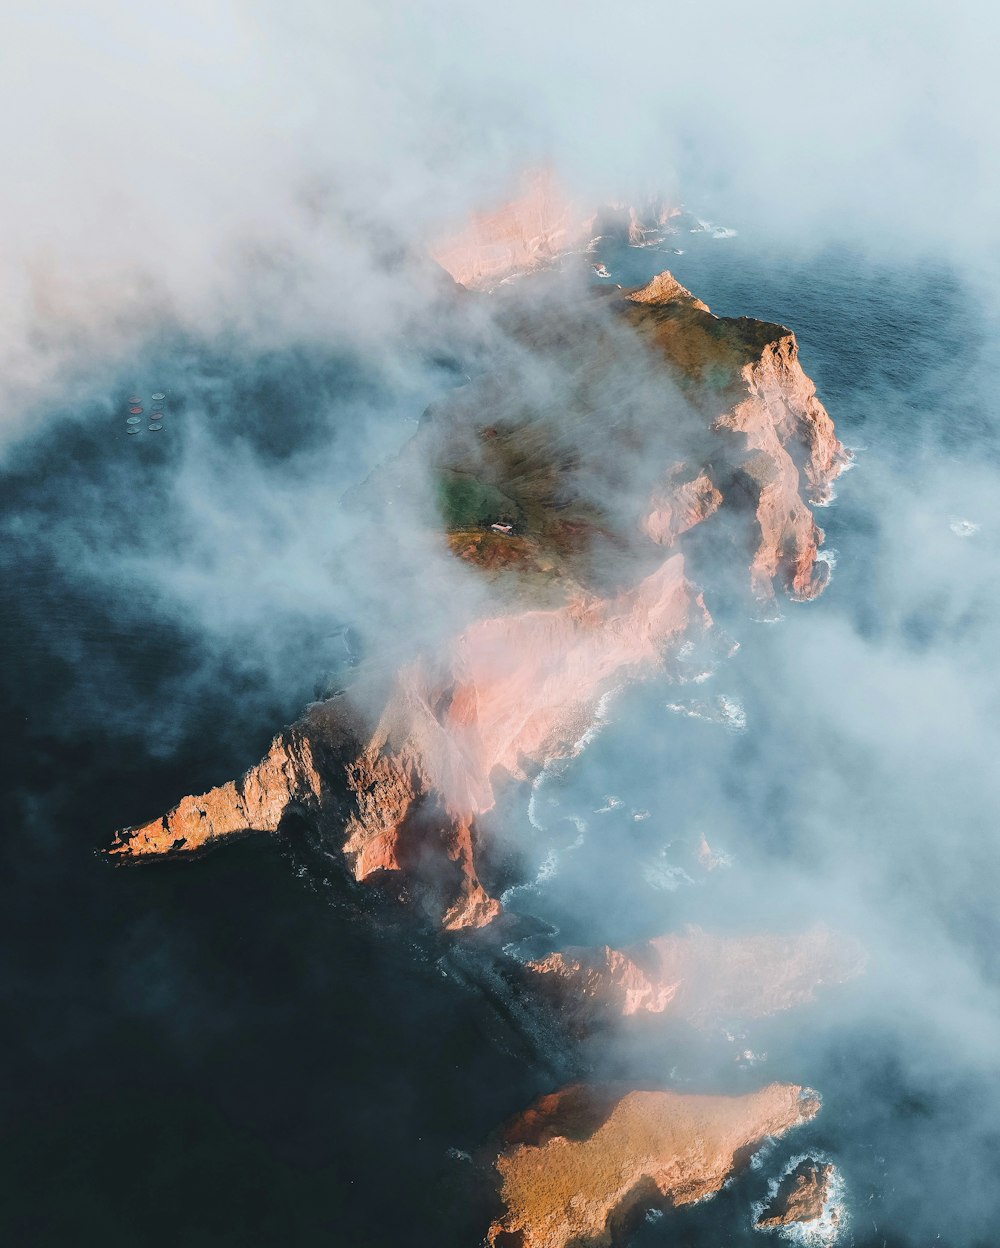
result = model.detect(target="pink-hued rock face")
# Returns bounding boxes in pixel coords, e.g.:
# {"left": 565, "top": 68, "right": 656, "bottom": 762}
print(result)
{"left": 431, "top": 169, "right": 591, "bottom": 290}
{"left": 430, "top": 168, "right": 679, "bottom": 290}
{"left": 110, "top": 553, "right": 705, "bottom": 928}
{"left": 487, "top": 1083, "right": 821, "bottom": 1248}
{"left": 526, "top": 926, "right": 866, "bottom": 1030}
{"left": 107, "top": 185, "right": 846, "bottom": 931}
{"left": 642, "top": 470, "right": 723, "bottom": 547}
{"left": 716, "top": 333, "right": 850, "bottom": 601}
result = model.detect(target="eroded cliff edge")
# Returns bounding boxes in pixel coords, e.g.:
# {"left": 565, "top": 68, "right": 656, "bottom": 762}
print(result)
{"left": 108, "top": 265, "right": 848, "bottom": 931}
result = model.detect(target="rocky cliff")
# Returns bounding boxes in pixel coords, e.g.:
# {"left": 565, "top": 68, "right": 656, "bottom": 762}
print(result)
{"left": 430, "top": 168, "right": 678, "bottom": 290}
{"left": 525, "top": 926, "right": 866, "bottom": 1031}
{"left": 487, "top": 1083, "right": 820, "bottom": 1248}
{"left": 754, "top": 1158, "right": 840, "bottom": 1233}
{"left": 111, "top": 554, "right": 705, "bottom": 928}
{"left": 109, "top": 265, "right": 846, "bottom": 931}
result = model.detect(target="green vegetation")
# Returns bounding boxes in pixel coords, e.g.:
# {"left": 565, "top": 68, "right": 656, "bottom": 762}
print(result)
{"left": 436, "top": 469, "right": 522, "bottom": 530}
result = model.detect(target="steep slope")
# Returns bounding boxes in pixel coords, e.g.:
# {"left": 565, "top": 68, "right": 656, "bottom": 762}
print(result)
{"left": 430, "top": 168, "right": 677, "bottom": 289}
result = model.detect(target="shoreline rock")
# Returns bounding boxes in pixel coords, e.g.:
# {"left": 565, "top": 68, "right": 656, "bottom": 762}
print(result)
{"left": 488, "top": 1083, "right": 821, "bottom": 1248}
{"left": 525, "top": 926, "right": 867, "bottom": 1031}
{"left": 754, "top": 1158, "right": 840, "bottom": 1233}
{"left": 108, "top": 196, "right": 847, "bottom": 932}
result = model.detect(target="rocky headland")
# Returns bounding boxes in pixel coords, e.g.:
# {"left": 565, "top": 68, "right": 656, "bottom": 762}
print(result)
{"left": 487, "top": 1083, "right": 821, "bottom": 1248}
{"left": 109, "top": 264, "right": 847, "bottom": 931}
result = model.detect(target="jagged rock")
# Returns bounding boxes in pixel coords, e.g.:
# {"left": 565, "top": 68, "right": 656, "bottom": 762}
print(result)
{"left": 111, "top": 555, "right": 704, "bottom": 927}
{"left": 430, "top": 168, "right": 678, "bottom": 290}
{"left": 755, "top": 1159, "right": 839, "bottom": 1231}
{"left": 108, "top": 184, "right": 846, "bottom": 932}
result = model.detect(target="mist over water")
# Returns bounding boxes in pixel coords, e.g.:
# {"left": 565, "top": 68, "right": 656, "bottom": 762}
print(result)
{"left": 3, "top": 3, "right": 1000, "bottom": 1245}
{"left": 3, "top": 222, "right": 998, "bottom": 1246}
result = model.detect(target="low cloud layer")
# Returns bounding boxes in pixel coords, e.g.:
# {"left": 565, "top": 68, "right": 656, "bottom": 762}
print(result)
{"left": 4, "top": 4, "right": 1000, "bottom": 1244}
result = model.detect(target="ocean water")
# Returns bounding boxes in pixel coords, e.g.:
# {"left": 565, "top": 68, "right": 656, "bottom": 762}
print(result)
{"left": 2, "top": 229, "right": 998, "bottom": 1246}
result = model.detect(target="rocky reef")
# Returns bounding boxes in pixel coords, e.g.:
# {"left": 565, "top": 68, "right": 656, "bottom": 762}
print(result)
{"left": 754, "top": 1158, "right": 840, "bottom": 1234}
{"left": 430, "top": 168, "right": 678, "bottom": 290}
{"left": 487, "top": 1083, "right": 821, "bottom": 1247}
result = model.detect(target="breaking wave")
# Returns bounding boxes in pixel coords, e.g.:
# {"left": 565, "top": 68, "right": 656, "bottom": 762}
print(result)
{"left": 665, "top": 694, "right": 747, "bottom": 732}
{"left": 750, "top": 1151, "right": 849, "bottom": 1247}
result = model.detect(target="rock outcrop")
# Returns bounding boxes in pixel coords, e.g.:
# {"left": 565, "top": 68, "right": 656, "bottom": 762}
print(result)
{"left": 642, "top": 469, "right": 723, "bottom": 547}
{"left": 717, "top": 331, "right": 848, "bottom": 600}
{"left": 431, "top": 169, "right": 588, "bottom": 290}
{"left": 107, "top": 728, "right": 325, "bottom": 858}
{"left": 430, "top": 168, "right": 678, "bottom": 290}
{"left": 622, "top": 271, "right": 850, "bottom": 603}
{"left": 109, "top": 265, "right": 845, "bottom": 929}
{"left": 526, "top": 926, "right": 866, "bottom": 1030}
{"left": 487, "top": 1083, "right": 820, "bottom": 1248}
{"left": 755, "top": 1159, "right": 839, "bottom": 1232}
{"left": 111, "top": 553, "right": 706, "bottom": 928}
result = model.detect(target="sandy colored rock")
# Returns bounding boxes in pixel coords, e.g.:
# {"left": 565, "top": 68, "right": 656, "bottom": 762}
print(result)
{"left": 111, "top": 554, "right": 703, "bottom": 928}
{"left": 526, "top": 926, "right": 866, "bottom": 1030}
{"left": 621, "top": 273, "right": 849, "bottom": 603}
{"left": 109, "top": 729, "right": 324, "bottom": 857}
{"left": 755, "top": 1159, "right": 838, "bottom": 1230}
{"left": 626, "top": 270, "right": 710, "bottom": 312}
{"left": 488, "top": 1083, "right": 820, "bottom": 1248}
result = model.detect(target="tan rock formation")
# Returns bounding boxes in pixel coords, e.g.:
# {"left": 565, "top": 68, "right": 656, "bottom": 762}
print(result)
{"left": 627, "top": 270, "right": 709, "bottom": 312}
{"left": 755, "top": 1159, "right": 838, "bottom": 1231}
{"left": 487, "top": 1083, "right": 820, "bottom": 1248}
{"left": 110, "top": 729, "right": 324, "bottom": 857}
{"left": 716, "top": 332, "right": 849, "bottom": 601}
{"left": 526, "top": 926, "right": 866, "bottom": 1030}
{"left": 111, "top": 554, "right": 704, "bottom": 928}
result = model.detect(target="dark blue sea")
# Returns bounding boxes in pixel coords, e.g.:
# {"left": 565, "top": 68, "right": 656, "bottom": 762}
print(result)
{"left": 2, "top": 221, "right": 997, "bottom": 1246}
